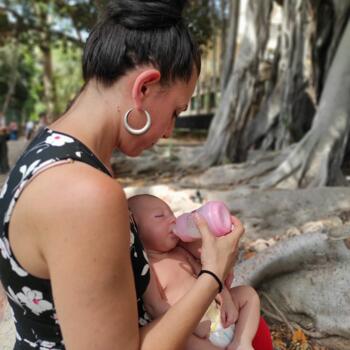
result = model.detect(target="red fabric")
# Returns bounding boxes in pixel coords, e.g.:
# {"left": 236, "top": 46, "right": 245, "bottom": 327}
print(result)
{"left": 252, "top": 317, "right": 273, "bottom": 350}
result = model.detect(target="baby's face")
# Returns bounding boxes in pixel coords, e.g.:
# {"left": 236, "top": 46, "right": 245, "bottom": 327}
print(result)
{"left": 132, "top": 197, "right": 179, "bottom": 252}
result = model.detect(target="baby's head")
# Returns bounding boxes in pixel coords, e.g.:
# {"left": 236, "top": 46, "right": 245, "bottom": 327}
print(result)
{"left": 128, "top": 194, "right": 179, "bottom": 252}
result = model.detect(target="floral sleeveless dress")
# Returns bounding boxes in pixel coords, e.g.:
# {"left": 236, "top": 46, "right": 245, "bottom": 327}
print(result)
{"left": 0, "top": 128, "right": 150, "bottom": 349}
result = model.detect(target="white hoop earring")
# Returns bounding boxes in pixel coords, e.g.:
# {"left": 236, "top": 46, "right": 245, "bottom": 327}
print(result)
{"left": 123, "top": 108, "right": 152, "bottom": 135}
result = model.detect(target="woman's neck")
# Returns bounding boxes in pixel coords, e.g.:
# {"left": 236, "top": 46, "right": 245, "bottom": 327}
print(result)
{"left": 50, "top": 81, "right": 123, "bottom": 171}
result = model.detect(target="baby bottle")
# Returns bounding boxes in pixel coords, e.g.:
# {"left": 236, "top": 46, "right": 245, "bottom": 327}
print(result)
{"left": 174, "top": 201, "right": 232, "bottom": 242}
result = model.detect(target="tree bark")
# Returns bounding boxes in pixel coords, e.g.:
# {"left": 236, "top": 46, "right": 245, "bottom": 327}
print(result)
{"left": 34, "top": 1, "right": 57, "bottom": 122}
{"left": 220, "top": 0, "right": 240, "bottom": 90}
{"left": 234, "top": 229, "right": 350, "bottom": 348}
{"left": 1, "top": 42, "right": 19, "bottom": 116}
{"left": 244, "top": 0, "right": 316, "bottom": 152}
{"left": 259, "top": 17, "right": 350, "bottom": 188}
{"left": 194, "top": 0, "right": 272, "bottom": 167}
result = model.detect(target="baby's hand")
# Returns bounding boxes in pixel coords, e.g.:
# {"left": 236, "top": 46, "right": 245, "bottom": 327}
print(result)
{"left": 220, "top": 297, "right": 238, "bottom": 328}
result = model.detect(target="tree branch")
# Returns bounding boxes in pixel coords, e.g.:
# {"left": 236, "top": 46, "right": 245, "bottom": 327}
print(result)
{"left": 0, "top": 5, "right": 84, "bottom": 47}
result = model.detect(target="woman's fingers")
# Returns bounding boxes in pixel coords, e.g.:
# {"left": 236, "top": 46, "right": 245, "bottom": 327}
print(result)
{"left": 193, "top": 212, "right": 214, "bottom": 242}
{"left": 194, "top": 212, "right": 245, "bottom": 282}
{"left": 230, "top": 215, "right": 245, "bottom": 238}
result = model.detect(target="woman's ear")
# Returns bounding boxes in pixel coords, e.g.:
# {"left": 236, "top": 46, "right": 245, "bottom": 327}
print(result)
{"left": 132, "top": 69, "right": 161, "bottom": 109}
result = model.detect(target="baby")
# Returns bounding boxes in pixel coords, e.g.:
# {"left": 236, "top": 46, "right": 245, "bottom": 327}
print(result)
{"left": 128, "top": 194, "right": 260, "bottom": 350}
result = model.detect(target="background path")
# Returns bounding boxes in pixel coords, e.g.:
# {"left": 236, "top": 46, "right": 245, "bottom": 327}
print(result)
{"left": 0, "top": 138, "right": 29, "bottom": 186}
{"left": 0, "top": 138, "right": 28, "bottom": 349}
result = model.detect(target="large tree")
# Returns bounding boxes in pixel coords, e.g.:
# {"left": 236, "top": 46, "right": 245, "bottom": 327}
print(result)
{"left": 193, "top": 0, "right": 350, "bottom": 189}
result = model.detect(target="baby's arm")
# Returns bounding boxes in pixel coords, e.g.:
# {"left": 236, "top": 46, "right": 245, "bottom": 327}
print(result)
{"left": 142, "top": 265, "right": 170, "bottom": 319}
{"left": 227, "top": 285, "right": 260, "bottom": 350}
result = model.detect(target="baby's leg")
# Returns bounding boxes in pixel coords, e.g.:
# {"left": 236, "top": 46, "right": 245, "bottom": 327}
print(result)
{"left": 228, "top": 286, "right": 260, "bottom": 350}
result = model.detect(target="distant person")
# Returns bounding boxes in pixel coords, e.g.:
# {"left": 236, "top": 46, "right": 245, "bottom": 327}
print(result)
{"left": 128, "top": 194, "right": 260, "bottom": 350}
{"left": 9, "top": 121, "right": 18, "bottom": 140}
{"left": 0, "top": 112, "right": 9, "bottom": 174}
{"left": 25, "top": 119, "right": 34, "bottom": 140}
{"left": 36, "top": 112, "right": 48, "bottom": 135}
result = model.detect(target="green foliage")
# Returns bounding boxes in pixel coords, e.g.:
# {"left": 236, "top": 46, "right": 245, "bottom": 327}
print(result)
{"left": 0, "top": 0, "right": 219, "bottom": 121}
{"left": 0, "top": 43, "right": 44, "bottom": 123}
{"left": 53, "top": 44, "right": 83, "bottom": 115}
{"left": 185, "top": 0, "right": 220, "bottom": 47}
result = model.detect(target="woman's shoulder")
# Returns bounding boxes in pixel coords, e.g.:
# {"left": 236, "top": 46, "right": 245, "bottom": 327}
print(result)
{"left": 21, "top": 160, "right": 128, "bottom": 244}
{"left": 29, "top": 160, "right": 124, "bottom": 207}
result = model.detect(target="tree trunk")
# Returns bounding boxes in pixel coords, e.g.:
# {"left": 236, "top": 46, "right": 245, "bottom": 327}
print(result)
{"left": 1, "top": 41, "right": 19, "bottom": 116}
{"left": 220, "top": 0, "right": 240, "bottom": 90}
{"left": 40, "top": 43, "right": 56, "bottom": 122}
{"left": 244, "top": 0, "right": 316, "bottom": 152}
{"left": 34, "top": 1, "right": 57, "bottom": 122}
{"left": 234, "top": 229, "right": 350, "bottom": 349}
{"left": 259, "top": 17, "right": 350, "bottom": 188}
{"left": 194, "top": 0, "right": 272, "bottom": 167}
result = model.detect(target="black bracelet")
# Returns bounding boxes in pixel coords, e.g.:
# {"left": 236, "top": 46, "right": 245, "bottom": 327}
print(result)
{"left": 198, "top": 270, "right": 223, "bottom": 293}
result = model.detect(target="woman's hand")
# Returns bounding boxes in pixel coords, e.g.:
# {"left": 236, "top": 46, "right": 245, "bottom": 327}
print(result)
{"left": 194, "top": 214, "right": 244, "bottom": 283}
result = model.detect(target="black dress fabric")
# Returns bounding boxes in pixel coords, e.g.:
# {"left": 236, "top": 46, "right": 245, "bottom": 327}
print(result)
{"left": 0, "top": 128, "right": 150, "bottom": 349}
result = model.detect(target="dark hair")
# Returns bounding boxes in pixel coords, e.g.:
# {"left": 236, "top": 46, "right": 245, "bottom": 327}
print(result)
{"left": 82, "top": 0, "right": 201, "bottom": 86}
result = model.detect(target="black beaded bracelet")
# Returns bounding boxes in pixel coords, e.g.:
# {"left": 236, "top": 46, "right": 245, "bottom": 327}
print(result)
{"left": 198, "top": 270, "right": 223, "bottom": 293}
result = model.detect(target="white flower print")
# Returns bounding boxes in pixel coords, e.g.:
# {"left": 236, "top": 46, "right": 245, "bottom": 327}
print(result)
{"left": 141, "top": 251, "right": 149, "bottom": 276}
{"left": 4, "top": 197, "right": 16, "bottom": 224}
{"left": 6, "top": 286, "right": 25, "bottom": 309}
{"left": 130, "top": 230, "right": 135, "bottom": 247}
{"left": 0, "top": 180, "right": 8, "bottom": 198}
{"left": 0, "top": 237, "right": 28, "bottom": 277}
{"left": 139, "top": 310, "right": 151, "bottom": 326}
{"left": 39, "top": 340, "right": 57, "bottom": 349}
{"left": 51, "top": 312, "right": 60, "bottom": 325}
{"left": 19, "top": 160, "right": 41, "bottom": 182}
{"left": 141, "top": 264, "right": 149, "bottom": 276}
{"left": 45, "top": 133, "right": 74, "bottom": 147}
{"left": 16, "top": 287, "right": 53, "bottom": 316}
{"left": 139, "top": 315, "right": 149, "bottom": 326}
{"left": 143, "top": 250, "right": 149, "bottom": 263}
{"left": 75, "top": 151, "right": 82, "bottom": 158}
{"left": 23, "top": 338, "right": 38, "bottom": 347}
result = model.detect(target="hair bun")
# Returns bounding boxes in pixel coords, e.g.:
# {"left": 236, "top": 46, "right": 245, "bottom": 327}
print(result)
{"left": 104, "top": 0, "right": 187, "bottom": 29}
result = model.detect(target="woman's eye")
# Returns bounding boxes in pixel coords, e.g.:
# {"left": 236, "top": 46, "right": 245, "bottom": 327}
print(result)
{"left": 154, "top": 214, "right": 164, "bottom": 218}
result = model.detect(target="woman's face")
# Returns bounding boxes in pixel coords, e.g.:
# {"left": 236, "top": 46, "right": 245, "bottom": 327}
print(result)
{"left": 122, "top": 70, "right": 198, "bottom": 156}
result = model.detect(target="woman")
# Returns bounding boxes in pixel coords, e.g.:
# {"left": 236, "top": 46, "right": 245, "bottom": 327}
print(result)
{"left": 0, "top": 1, "right": 272, "bottom": 349}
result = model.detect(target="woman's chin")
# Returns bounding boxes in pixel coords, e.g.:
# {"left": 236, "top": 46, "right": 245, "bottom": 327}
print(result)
{"left": 126, "top": 144, "right": 155, "bottom": 157}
